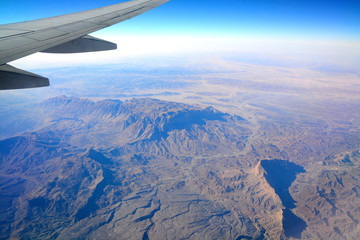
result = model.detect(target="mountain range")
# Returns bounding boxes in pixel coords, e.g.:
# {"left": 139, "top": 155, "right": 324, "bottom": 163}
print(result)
{"left": 1, "top": 96, "right": 359, "bottom": 239}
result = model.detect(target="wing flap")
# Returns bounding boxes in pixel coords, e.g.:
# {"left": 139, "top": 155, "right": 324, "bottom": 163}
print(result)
{"left": 0, "top": 64, "right": 49, "bottom": 90}
{"left": 0, "top": 37, "right": 38, "bottom": 52}
{"left": 26, "top": 29, "right": 69, "bottom": 41}
{"left": 0, "top": 29, "right": 32, "bottom": 38}
{"left": 56, "top": 22, "right": 98, "bottom": 34}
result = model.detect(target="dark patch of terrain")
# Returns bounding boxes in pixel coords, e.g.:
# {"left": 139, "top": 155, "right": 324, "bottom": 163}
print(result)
{"left": 261, "top": 159, "right": 307, "bottom": 239}
{"left": 87, "top": 149, "right": 113, "bottom": 165}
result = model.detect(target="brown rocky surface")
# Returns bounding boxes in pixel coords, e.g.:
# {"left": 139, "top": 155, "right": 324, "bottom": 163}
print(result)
{"left": 1, "top": 96, "right": 360, "bottom": 239}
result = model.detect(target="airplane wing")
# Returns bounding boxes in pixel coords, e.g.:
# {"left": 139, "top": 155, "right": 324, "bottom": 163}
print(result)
{"left": 0, "top": 0, "right": 170, "bottom": 90}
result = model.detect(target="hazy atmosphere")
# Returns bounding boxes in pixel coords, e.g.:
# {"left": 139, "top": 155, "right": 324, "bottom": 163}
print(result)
{"left": 1, "top": 0, "right": 360, "bottom": 239}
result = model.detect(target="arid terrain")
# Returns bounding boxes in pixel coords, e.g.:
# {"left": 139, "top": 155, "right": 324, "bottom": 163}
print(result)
{"left": 1, "top": 57, "right": 360, "bottom": 239}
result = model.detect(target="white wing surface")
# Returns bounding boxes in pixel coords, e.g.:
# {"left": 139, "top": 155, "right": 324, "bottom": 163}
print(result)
{"left": 0, "top": 0, "right": 169, "bottom": 90}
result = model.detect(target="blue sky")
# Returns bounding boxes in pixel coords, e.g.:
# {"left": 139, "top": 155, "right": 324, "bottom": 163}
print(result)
{"left": 1, "top": 0, "right": 359, "bottom": 41}
{"left": 0, "top": 0, "right": 359, "bottom": 69}
{"left": 0, "top": 0, "right": 359, "bottom": 102}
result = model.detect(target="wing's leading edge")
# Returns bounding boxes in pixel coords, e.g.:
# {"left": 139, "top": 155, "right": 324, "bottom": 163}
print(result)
{"left": 0, "top": 0, "right": 170, "bottom": 90}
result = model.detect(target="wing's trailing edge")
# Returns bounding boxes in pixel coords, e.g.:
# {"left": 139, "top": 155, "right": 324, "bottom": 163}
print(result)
{"left": 0, "top": 0, "right": 170, "bottom": 90}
